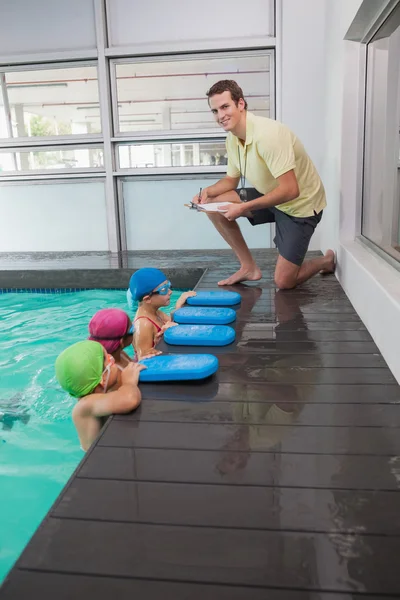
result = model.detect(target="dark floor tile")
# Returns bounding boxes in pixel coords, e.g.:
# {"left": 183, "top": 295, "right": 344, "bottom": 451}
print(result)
{"left": 140, "top": 378, "right": 222, "bottom": 401}
{"left": 237, "top": 313, "right": 365, "bottom": 324}
{"left": 229, "top": 281, "right": 348, "bottom": 294}
{"left": 234, "top": 320, "right": 366, "bottom": 331}
{"left": 121, "top": 400, "right": 400, "bottom": 427}
{"left": 53, "top": 478, "right": 400, "bottom": 536}
{"left": 16, "top": 518, "right": 400, "bottom": 594}
{"left": 98, "top": 420, "right": 400, "bottom": 455}
{"left": 276, "top": 313, "right": 363, "bottom": 323}
{"left": 3, "top": 571, "right": 365, "bottom": 600}
{"left": 266, "top": 321, "right": 367, "bottom": 331}
{"left": 218, "top": 367, "right": 396, "bottom": 384}
{"left": 165, "top": 340, "right": 380, "bottom": 354}
{"left": 233, "top": 328, "right": 372, "bottom": 343}
{"left": 233, "top": 327, "right": 370, "bottom": 341}
{"left": 217, "top": 353, "right": 386, "bottom": 368}
{"left": 267, "top": 331, "right": 373, "bottom": 341}
{"left": 241, "top": 304, "right": 358, "bottom": 314}
{"left": 160, "top": 339, "right": 382, "bottom": 362}
{"left": 140, "top": 382, "right": 400, "bottom": 404}
{"left": 79, "top": 446, "right": 400, "bottom": 490}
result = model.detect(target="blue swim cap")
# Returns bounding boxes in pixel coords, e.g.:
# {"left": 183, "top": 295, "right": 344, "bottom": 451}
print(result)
{"left": 129, "top": 268, "right": 167, "bottom": 301}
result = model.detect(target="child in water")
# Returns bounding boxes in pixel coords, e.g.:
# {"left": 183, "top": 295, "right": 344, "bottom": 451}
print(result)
{"left": 55, "top": 340, "right": 145, "bottom": 451}
{"left": 129, "top": 268, "right": 196, "bottom": 360}
{"left": 88, "top": 308, "right": 135, "bottom": 368}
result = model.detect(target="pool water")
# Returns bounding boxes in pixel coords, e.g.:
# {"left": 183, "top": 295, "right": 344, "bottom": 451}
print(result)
{"left": 0, "top": 288, "right": 182, "bottom": 583}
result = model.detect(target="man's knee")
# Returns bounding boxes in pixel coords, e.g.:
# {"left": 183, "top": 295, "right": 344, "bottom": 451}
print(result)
{"left": 274, "top": 273, "right": 297, "bottom": 290}
{"left": 206, "top": 211, "right": 220, "bottom": 221}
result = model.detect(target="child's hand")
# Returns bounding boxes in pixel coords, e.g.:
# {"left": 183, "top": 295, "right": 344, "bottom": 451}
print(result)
{"left": 121, "top": 362, "right": 146, "bottom": 387}
{"left": 154, "top": 321, "right": 177, "bottom": 345}
{"left": 162, "top": 321, "right": 178, "bottom": 330}
{"left": 176, "top": 290, "right": 196, "bottom": 309}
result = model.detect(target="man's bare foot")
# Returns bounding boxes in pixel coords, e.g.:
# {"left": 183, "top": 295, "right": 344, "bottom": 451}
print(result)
{"left": 218, "top": 266, "right": 262, "bottom": 286}
{"left": 320, "top": 249, "right": 336, "bottom": 275}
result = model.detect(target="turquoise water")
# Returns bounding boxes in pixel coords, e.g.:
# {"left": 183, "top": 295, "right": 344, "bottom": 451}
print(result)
{"left": 0, "top": 288, "right": 181, "bottom": 582}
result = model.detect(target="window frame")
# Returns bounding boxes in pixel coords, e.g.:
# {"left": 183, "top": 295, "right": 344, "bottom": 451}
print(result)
{"left": 110, "top": 48, "right": 275, "bottom": 141}
{"left": 0, "top": 60, "right": 102, "bottom": 145}
{"left": 360, "top": 1, "right": 400, "bottom": 262}
{"left": 114, "top": 136, "right": 229, "bottom": 175}
{"left": 0, "top": 143, "right": 105, "bottom": 177}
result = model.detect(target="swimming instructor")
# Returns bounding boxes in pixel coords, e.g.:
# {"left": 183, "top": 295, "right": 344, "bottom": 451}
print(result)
{"left": 192, "top": 80, "right": 335, "bottom": 288}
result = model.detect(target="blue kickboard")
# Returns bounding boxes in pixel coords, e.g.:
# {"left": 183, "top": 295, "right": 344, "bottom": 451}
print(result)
{"left": 164, "top": 324, "right": 236, "bottom": 346}
{"left": 187, "top": 290, "right": 241, "bottom": 306}
{"left": 139, "top": 353, "right": 218, "bottom": 381}
{"left": 174, "top": 306, "right": 236, "bottom": 325}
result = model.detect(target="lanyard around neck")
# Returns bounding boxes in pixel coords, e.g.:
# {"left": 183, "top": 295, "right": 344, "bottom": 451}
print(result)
{"left": 238, "top": 145, "right": 247, "bottom": 189}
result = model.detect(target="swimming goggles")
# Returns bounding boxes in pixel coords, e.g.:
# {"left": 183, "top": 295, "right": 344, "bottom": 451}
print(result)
{"left": 151, "top": 280, "right": 172, "bottom": 296}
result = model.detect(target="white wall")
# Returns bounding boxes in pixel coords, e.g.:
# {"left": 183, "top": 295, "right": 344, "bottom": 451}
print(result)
{"left": 281, "top": 0, "right": 328, "bottom": 250}
{"left": 0, "top": 181, "right": 109, "bottom": 252}
{"left": 318, "top": 0, "right": 364, "bottom": 252}
{"left": 316, "top": 0, "right": 400, "bottom": 383}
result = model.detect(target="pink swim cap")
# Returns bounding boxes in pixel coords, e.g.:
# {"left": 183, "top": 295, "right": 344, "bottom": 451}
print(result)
{"left": 88, "top": 308, "right": 131, "bottom": 354}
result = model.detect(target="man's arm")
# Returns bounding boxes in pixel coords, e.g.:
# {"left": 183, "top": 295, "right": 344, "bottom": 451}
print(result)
{"left": 221, "top": 170, "right": 299, "bottom": 220}
{"left": 193, "top": 175, "right": 240, "bottom": 204}
{"left": 243, "top": 170, "right": 299, "bottom": 211}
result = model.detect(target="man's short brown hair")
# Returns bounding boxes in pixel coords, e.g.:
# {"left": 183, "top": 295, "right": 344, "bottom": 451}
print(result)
{"left": 206, "top": 80, "right": 248, "bottom": 110}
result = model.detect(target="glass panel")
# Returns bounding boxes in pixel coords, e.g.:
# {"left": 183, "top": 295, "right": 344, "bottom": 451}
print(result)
{"left": 107, "top": 0, "right": 274, "bottom": 49}
{"left": 0, "top": 147, "right": 104, "bottom": 174}
{"left": 115, "top": 53, "right": 272, "bottom": 134}
{"left": 0, "top": 181, "right": 108, "bottom": 251}
{"left": 0, "top": 0, "right": 96, "bottom": 56}
{"left": 122, "top": 178, "right": 270, "bottom": 250}
{"left": 1, "top": 65, "right": 101, "bottom": 139}
{"left": 118, "top": 141, "right": 227, "bottom": 169}
{"left": 362, "top": 4, "right": 400, "bottom": 261}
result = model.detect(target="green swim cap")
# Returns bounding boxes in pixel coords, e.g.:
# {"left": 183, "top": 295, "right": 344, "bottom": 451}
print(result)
{"left": 55, "top": 340, "right": 105, "bottom": 398}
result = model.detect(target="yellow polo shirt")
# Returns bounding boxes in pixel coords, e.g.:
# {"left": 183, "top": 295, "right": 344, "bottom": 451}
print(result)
{"left": 226, "top": 112, "right": 326, "bottom": 218}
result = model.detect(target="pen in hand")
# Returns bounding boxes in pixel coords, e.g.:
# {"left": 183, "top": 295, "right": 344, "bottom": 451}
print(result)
{"left": 198, "top": 187, "right": 202, "bottom": 203}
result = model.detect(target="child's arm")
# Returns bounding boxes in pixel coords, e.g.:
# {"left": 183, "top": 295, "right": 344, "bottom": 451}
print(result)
{"left": 169, "top": 290, "right": 197, "bottom": 319}
{"left": 84, "top": 362, "right": 145, "bottom": 417}
{"left": 175, "top": 290, "right": 197, "bottom": 310}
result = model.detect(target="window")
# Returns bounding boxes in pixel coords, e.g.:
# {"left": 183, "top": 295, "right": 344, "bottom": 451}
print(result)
{"left": 117, "top": 140, "right": 228, "bottom": 170}
{"left": 362, "top": 3, "right": 400, "bottom": 261}
{"left": 0, "top": 146, "right": 104, "bottom": 174}
{"left": 106, "top": 0, "right": 274, "bottom": 50}
{"left": 0, "top": 64, "right": 101, "bottom": 140}
{"left": 0, "top": 0, "right": 96, "bottom": 56}
{"left": 113, "top": 51, "right": 273, "bottom": 135}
